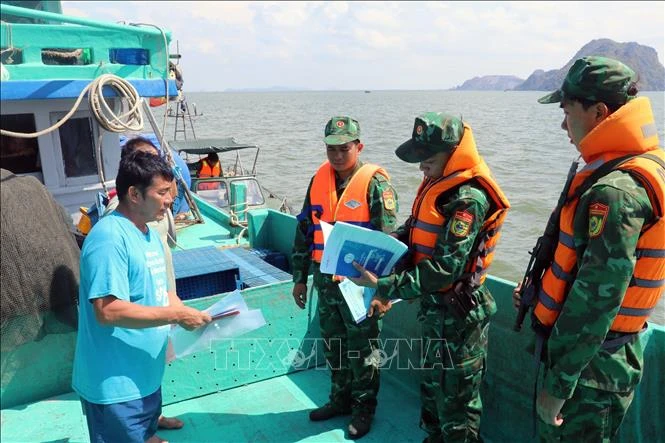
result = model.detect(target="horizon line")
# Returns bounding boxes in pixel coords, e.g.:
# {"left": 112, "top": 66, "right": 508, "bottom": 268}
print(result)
{"left": 180, "top": 88, "right": 665, "bottom": 93}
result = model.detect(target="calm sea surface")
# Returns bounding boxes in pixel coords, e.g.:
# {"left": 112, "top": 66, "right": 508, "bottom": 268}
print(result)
{"left": 163, "top": 90, "right": 665, "bottom": 322}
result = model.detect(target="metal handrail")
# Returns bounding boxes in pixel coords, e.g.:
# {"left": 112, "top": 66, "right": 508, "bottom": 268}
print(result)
{"left": 0, "top": 4, "right": 171, "bottom": 37}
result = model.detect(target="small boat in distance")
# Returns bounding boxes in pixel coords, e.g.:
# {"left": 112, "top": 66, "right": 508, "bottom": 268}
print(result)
{"left": 174, "top": 138, "right": 294, "bottom": 215}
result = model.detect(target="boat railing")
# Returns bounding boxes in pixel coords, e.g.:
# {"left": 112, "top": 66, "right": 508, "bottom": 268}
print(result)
{"left": 1, "top": 3, "right": 171, "bottom": 82}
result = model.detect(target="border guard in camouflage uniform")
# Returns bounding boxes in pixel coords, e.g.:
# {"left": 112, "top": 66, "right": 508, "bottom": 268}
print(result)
{"left": 291, "top": 116, "right": 398, "bottom": 439}
{"left": 352, "top": 112, "right": 510, "bottom": 443}
{"left": 513, "top": 56, "right": 665, "bottom": 441}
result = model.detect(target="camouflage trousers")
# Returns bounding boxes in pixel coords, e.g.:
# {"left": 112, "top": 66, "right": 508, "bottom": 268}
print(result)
{"left": 419, "top": 304, "right": 490, "bottom": 443}
{"left": 314, "top": 268, "right": 382, "bottom": 416}
{"left": 538, "top": 385, "right": 634, "bottom": 442}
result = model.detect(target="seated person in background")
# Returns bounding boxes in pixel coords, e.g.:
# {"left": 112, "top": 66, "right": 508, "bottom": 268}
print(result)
{"left": 197, "top": 152, "right": 222, "bottom": 178}
{"left": 196, "top": 152, "right": 222, "bottom": 190}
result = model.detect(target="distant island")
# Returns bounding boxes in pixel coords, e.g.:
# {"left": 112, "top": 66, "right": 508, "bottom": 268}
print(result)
{"left": 451, "top": 75, "right": 524, "bottom": 91}
{"left": 224, "top": 86, "right": 309, "bottom": 92}
{"left": 452, "top": 38, "right": 665, "bottom": 91}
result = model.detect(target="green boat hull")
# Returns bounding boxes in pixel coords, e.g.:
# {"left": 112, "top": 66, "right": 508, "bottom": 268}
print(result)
{"left": 1, "top": 206, "right": 663, "bottom": 442}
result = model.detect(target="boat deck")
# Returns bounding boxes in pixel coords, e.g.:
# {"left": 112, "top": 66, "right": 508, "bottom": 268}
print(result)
{"left": 1, "top": 277, "right": 663, "bottom": 442}
{"left": 174, "top": 216, "right": 240, "bottom": 250}
{"left": 0, "top": 368, "right": 425, "bottom": 443}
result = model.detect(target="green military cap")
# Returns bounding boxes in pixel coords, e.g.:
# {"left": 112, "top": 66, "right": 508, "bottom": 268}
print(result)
{"left": 324, "top": 116, "right": 360, "bottom": 145}
{"left": 538, "top": 56, "right": 637, "bottom": 105}
{"left": 395, "top": 112, "right": 465, "bottom": 163}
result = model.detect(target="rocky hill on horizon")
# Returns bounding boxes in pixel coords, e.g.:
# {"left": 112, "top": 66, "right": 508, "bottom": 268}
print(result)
{"left": 452, "top": 39, "right": 664, "bottom": 91}
{"left": 450, "top": 75, "right": 524, "bottom": 91}
{"left": 515, "top": 39, "right": 665, "bottom": 91}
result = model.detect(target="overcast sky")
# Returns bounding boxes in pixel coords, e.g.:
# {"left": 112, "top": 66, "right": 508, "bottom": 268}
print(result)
{"left": 63, "top": 1, "right": 665, "bottom": 92}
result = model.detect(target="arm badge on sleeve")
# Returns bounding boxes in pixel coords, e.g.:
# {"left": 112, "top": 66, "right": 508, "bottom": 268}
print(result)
{"left": 588, "top": 202, "right": 609, "bottom": 238}
{"left": 450, "top": 210, "right": 474, "bottom": 237}
{"left": 382, "top": 190, "right": 396, "bottom": 211}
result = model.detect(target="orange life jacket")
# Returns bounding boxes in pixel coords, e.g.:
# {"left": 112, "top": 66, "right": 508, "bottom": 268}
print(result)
{"left": 197, "top": 181, "right": 220, "bottom": 191}
{"left": 308, "top": 162, "right": 389, "bottom": 263}
{"left": 408, "top": 124, "right": 510, "bottom": 288}
{"left": 534, "top": 97, "right": 665, "bottom": 333}
{"left": 198, "top": 159, "right": 221, "bottom": 178}
{"left": 149, "top": 97, "right": 167, "bottom": 107}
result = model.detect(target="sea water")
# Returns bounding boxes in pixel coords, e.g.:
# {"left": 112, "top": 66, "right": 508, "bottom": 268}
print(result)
{"left": 163, "top": 90, "right": 665, "bottom": 322}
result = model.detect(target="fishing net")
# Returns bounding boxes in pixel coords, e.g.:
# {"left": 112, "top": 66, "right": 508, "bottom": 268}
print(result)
{"left": 1, "top": 169, "right": 80, "bottom": 406}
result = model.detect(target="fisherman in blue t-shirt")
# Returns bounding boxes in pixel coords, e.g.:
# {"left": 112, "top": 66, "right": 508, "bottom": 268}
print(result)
{"left": 72, "top": 151, "right": 211, "bottom": 443}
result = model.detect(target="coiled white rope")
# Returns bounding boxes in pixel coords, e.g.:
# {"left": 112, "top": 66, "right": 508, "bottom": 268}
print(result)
{"left": 1, "top": 74, "right": 145, "bottom": 196}
{"left": 1, "top": 20, "right": 173, "bottom": 201}
{"left": 0, "top": 73, "right": 144, "bottom": 138}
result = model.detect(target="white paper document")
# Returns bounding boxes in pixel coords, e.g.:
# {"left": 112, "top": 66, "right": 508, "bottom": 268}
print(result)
{"left": 320, "top": 221, "right": 406, "bottom": 323}
{"left": 319, "top": 221, "right": 408, "bottom": 278}
{"left": 338, "top": 279, "right": 402, "bottom": 324}
{"left": 168, "top": 290, "right": 266, "bottom": 360}
{"left": 338, "top": 278, "right": 372, "bottom": 323}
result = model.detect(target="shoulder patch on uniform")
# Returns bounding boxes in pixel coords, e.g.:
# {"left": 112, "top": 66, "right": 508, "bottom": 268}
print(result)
{"left": 344, "top": 199, "right": 362, "bottom": 210}
{"left": 450, "top": 210, "right": 473, "bottom": 237}
{"left": 382, "top": 189, "right": 395, "bottom": 211}
{"left": 588, "top": 202, "right": 609, "bottom": 238}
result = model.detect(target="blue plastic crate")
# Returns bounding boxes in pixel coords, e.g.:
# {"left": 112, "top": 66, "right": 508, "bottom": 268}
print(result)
{"left": 220, "top": 248, "right": 292, "bottom": 288}
{"left": 172, "top": 247, "right": 240, "bottom": 300}
{"left": 250, "top": 248, "right": 290, "bottom": 272}
{"left": 176, "top": 269, "right": 239, "bottom": 301}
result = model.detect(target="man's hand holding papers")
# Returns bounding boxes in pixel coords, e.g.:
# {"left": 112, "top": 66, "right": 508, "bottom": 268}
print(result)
{"left": 319, "top": 221, "right": 407, "bottom": 278}
{"left": 349, "top": 261, "right": 378, "bottom": 288}
{"left": 350, "top": 261, "right": 393, "bottom": 319}
{"left": 318, "top": 221, "right": 406, "bottom": 323}
{"left": 168, "top": 290, "right": 266, "bottom": 360}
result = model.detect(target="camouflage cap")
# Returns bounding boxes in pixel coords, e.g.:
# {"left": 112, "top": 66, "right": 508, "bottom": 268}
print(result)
{"left": 324, "top": 116, "right": 360, "bottom": 145}
{"left": 395, "top": 112, "right": 465, "bottom": 163}
{"left": 538, "top": 56, "right": 637, "bottom": 105}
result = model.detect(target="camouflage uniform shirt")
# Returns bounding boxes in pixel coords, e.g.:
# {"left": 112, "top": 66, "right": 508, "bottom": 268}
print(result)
{"left": 375, "top": 182, "right": 491, "bottom": 305}
{"left": 542, "top": 170, "right": 654, "bottom": 400}
{"left": 292, "top": 162, "right": 398, "bottom": 282}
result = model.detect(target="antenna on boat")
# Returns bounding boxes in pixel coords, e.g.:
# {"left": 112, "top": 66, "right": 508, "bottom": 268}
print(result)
{"left": 171, "top": 97, "right": 199, "bottom": 140}
{"left": 160, "top": 39, "right": 201, "bottom": 141}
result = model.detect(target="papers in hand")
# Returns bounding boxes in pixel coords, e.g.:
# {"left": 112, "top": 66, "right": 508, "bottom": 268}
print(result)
{"left": 211, "top": 309, "right": 240, "bottom": 321}
{"left": 168, "top": 290, "right": 266, "bottom": 360}
{"left": 319, "top": 221, "right": 408, "bottom": 278}
{"left": 337, "top": 279, "right": 402, "bottom": 324}
{"left": 320, "top": 221, "right": 406, "bottom": 323}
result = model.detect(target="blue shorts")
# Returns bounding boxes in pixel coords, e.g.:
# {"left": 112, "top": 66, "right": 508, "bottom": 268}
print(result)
{"left": 81, "top": 387, "right": 162, "bottom": 443}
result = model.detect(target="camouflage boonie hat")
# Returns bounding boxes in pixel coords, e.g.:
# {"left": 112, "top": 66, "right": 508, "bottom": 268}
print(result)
{"left": 324, "top": 116, "right": 360, "bottom": 145}
{"left": 395, "top": 112, "right": 465, "bottom": 163}
{"left": 538, "top": 56, "right": 637, "bottom": 105}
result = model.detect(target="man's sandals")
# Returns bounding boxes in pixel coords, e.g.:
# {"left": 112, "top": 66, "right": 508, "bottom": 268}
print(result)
{"left": 158, "top": 415, "right": 184, "bottom": 430}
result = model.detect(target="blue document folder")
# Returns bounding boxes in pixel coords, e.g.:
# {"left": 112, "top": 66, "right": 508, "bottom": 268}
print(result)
{"left": 320, "top": 221, "right": 408, "bottom": 278}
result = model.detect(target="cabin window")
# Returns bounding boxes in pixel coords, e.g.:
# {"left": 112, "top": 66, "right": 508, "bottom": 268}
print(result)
{"left": 0, "top": 47, "right": 23, "bottom": 64}
{"left": 196, "top": 181, "right": 229, "bottom": 208}
{"left": 57, "top": 117, "right": 97, "bottom": 178}
{"left": 41, "top": 48, "right": 91, "bottom": 65}
{"left": 231, "top": 178, "right": 265, "bottom": 206}
{"left": 0, "top": 114, "right": 41, "bottom": 174}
